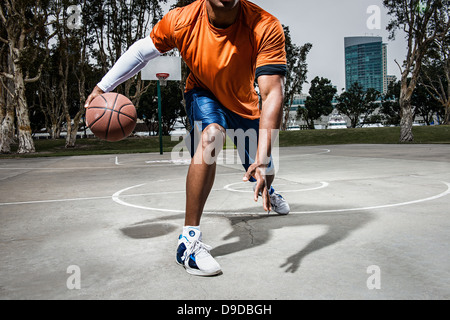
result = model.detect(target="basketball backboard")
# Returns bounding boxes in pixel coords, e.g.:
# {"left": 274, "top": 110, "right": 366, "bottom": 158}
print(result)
{"left": 141, "top": 56, "right": 182, "bottom": 81}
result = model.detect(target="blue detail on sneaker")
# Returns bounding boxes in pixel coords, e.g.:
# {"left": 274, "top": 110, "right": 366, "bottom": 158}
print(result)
{"left": 176, "top": 242, "right": 186, "bottom": 265}
{"left": 188, "top": 254, "right": 198, "bottom": 269}
{"left": 176, "top": 232, "right": 222, "bottom": 276}
{"left": 189, "top": 230, "right": 196, "bottom": 237}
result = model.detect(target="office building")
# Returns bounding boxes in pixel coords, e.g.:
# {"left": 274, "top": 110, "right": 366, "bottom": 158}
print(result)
{"left": 344, "top": 36, "right": 388, "bottom": 94}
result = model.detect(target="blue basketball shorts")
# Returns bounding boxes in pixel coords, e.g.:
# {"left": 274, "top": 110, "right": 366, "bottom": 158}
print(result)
{"left": 184, "top": 88, "right": 274, "bottom": 179}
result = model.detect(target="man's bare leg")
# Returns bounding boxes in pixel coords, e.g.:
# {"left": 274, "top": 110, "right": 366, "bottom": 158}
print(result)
{"left": 185, "top": 123, "right": 225, "bottom": 226}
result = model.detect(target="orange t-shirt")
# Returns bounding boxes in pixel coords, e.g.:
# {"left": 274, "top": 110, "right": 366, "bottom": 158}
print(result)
{"left": 150, "top": 0, "right": 286, "bottom": 120}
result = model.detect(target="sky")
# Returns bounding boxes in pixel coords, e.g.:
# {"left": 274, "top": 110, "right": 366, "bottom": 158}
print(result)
{"left": 252, "top": 0, "right": 407, "bottom": 94}
{"left": 162, "top": 0, "right": 408, "bottom": 94}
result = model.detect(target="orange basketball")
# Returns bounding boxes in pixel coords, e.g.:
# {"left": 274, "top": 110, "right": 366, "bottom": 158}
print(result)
{"left": 86, "top": 93, "right": 137, "bottom": 142}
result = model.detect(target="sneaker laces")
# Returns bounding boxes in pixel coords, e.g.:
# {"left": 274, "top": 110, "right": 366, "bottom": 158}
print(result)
{"left": 184, "top": 239, "right": 212, "bottom": 267}
{"left": 270, "top": 193, "right": 284, "bottom": 207}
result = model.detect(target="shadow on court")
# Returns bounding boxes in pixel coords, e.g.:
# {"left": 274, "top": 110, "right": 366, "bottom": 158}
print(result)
{"left": 120, "top": 208, "right": 373, "bottom": 274}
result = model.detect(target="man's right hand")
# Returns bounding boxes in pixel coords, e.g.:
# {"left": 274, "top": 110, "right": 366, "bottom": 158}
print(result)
{"left": 84, "top": 86, "right": 105, "bottom": 109}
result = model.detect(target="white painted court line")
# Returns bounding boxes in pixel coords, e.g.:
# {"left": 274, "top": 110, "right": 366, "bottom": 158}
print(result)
{"left": 2, "top": 180, "right": 449, "bottom": 214}
{"left": 0, "top": 189, "right": 190, "bottom": 207}
{"left": 281, "top": 149, "right": 331, "bottom": 158}
{"left": 112, "top": 184, "right": 184, "bottom": 213}
{"left": 110, "top": 180, "right": 450, "bottom": 215}
{"left": 289, "top": 181, "right": 450, "bottom": 214}
{"left": 0, "top": 166, "right": 122, "bottom": 171}
{"left": 223, "top": 181, "right": 329, "bottom": 193}
{"left": 3, "top": 173, "right": 449, "bottom": 214}
{"left": 0, "top": 163, "right": 184, "bottom": 170}
{"left": 0, "top": 195, "right": 112, "bottom": 206}
{"left": 0, "top": 148, "right": 331, "bottom": 172}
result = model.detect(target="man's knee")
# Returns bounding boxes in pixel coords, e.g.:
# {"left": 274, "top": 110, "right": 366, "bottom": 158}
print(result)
{"left": 201, "top": 123, "right": 225, "bottom": 149}
{"left": 197, "top": 123, "right": 226, "bottom": 164}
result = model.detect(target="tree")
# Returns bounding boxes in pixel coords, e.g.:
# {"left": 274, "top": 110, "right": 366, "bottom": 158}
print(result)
{"left": 298, "top": 76, "right": 337, "bottom": 129}
{"left": 336, "top": 82, "right": 381, "bottom": 128}
{"left": 381, "top": 79, "right": 402, "bottom": 126}
{"left": 37, "top": 50, "right": 65, "bottom": 139}
{"left": 282, "top": 25, "right": 312, "bottom": 131}
{"left": 47, "top": 0, "right": 97, "bottom": 148}
{"left": 384, "top": 0, "right": 450, "bottom": 142}
{"left": 0, "top": 27, "right": 15, "bottom": 153}
{"left": 171, "top": 0, "right": 196, "bottom": 9}
{"left": 420, "top": 31, "right": 450, "bottom": 124}
{"left": 413, "top": 82, "right": 442, "bottom": 124}
{"left": 137, "top": 81, "right": 185, "bottom": 136}
{"left": 59, "top": 0, "right": 167, "bottom": 148}
{"left": 87, "top": 0, "right": 166, "bottom": 104}
{"left": 381, "top": 78, "right": 440, "bottom": 125}
{"left": 0, "top": 0, "right": 54, "bottom": 153}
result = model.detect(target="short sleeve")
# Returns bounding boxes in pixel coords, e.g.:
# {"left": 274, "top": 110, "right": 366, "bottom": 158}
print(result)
{"left": 256, "top": 20, "right": 287, "bottom": 69}
{"left": 150, "top": 9, "right": 180, "bottom": 53}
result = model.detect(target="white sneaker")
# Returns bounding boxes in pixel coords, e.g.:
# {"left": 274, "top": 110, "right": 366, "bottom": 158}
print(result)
{"left": 253, "top": 184, "right": 290, "bottom": 215}
{"left": 176, "top": 229, "right": 222, "bottom": 276}
{"left": 269, "top": 192, "right": 290, "bottom": 215}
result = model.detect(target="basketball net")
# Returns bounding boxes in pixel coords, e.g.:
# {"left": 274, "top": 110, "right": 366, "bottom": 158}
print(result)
{"left": 156, "top": 73, "right": 170, "bottom": 87}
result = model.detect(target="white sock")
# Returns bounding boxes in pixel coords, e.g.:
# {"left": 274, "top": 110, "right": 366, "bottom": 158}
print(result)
{"left": 183, "top": 226, "right": 201, "bottom": 241}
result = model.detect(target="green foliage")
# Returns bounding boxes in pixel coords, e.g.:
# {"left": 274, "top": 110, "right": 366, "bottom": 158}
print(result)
{"left": 282, "top": 25, "right": 312, "bottom": 130}
{"left": 383, "top": 0, "right": 450, "bottom": 142}
{"left": 381, "top": 80, "right": 401, "bottom": 126}
{"left": 413, "top": 81, "right": 443, "bottom": 124}
{"left": 382, "top": 78, "right": 443, "bottom": 126}
{"left": 298, "top": 76, "right": 337, "bottom": 129}
{"left": 278, "top": 125, "right": 450, "bottom": 147}
{"left": 336, "top": 82, "right": 381, "bottom": 128}
{"left": 137, "top": 81, "right": 185, "bottom": 136}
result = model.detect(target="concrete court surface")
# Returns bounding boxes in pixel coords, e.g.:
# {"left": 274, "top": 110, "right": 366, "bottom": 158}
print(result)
{"left": 0, "top": 144, "right": 449, "bottom": 300}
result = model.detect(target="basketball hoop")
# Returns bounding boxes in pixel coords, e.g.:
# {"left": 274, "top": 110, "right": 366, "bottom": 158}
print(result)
{"left": 156, "top": 73, "right": 170, "bottom": 87}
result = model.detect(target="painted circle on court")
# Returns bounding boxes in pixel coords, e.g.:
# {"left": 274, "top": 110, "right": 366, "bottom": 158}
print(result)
{"left": 111, "top": 175, "right": 450, "bottom": 215}
{"left": 223, "top": 181, "right": 329, "bottom": 193}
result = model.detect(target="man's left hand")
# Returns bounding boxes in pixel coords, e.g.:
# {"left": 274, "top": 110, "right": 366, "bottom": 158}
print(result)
{"left": 243, "top": 163, "right": 271, "bottom": 212}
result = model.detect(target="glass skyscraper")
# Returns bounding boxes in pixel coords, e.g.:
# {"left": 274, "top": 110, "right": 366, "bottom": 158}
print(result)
{"left": 344, "top": 36, "right": 387, "bottom": 94}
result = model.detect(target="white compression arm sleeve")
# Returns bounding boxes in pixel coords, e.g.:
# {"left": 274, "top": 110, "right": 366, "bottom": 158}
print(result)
{"left": 97, "top": 36, "right": 161, "bottom": 92}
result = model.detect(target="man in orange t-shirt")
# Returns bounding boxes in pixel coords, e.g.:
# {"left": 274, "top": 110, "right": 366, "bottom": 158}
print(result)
{"left": 86, "top": 0, "right": 290, "bottom": 276}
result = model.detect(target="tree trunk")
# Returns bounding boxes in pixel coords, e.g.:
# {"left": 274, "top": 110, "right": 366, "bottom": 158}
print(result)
{"left": 49, "top": 123, "right": 60, "bottom": 139}
{"left": 66, "top": 43, "right": 87, "bottom": 149}
{"left": 65, "top": 112, "right": 84, "bottom": 148}
{"left": 0, "top": 109, "right": 15, "bottom": 153}
{"left": 443, "top": 103, "right": 450, "bottom": 125}
{"left": 65, "top": 126, "right": 78, "bottom": 148}
{"left": 14, "top": 69, "right": 35, "bottom": 153}
{"left": 399, "top": 97, "right": 414, "bottom": 142}
{"left": 305, "top": 115, "right": 315, "bottom": 130}
{"left": 0, "top": 73, "right": 15, "bottom": 153}
{"left": 282, "top": 105, "right": 290, "bottom": 131}
{"left": 398, "top": 67, "right": 417, "bottom": 142}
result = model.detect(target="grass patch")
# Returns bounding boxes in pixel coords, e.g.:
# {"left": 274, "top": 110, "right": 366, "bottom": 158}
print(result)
{"left": 2, "top": 136, "right": 182, "bottom": 158}
{"left": 1, "top": 125, "right": 449, "bottom": 158}
{"left": 279, "top": 125, "right": 450, "bottom": 146}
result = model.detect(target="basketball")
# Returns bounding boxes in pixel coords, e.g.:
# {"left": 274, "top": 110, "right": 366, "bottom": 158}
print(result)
{"left": 86, "top": 93, "right": 137, "bottom": 142}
